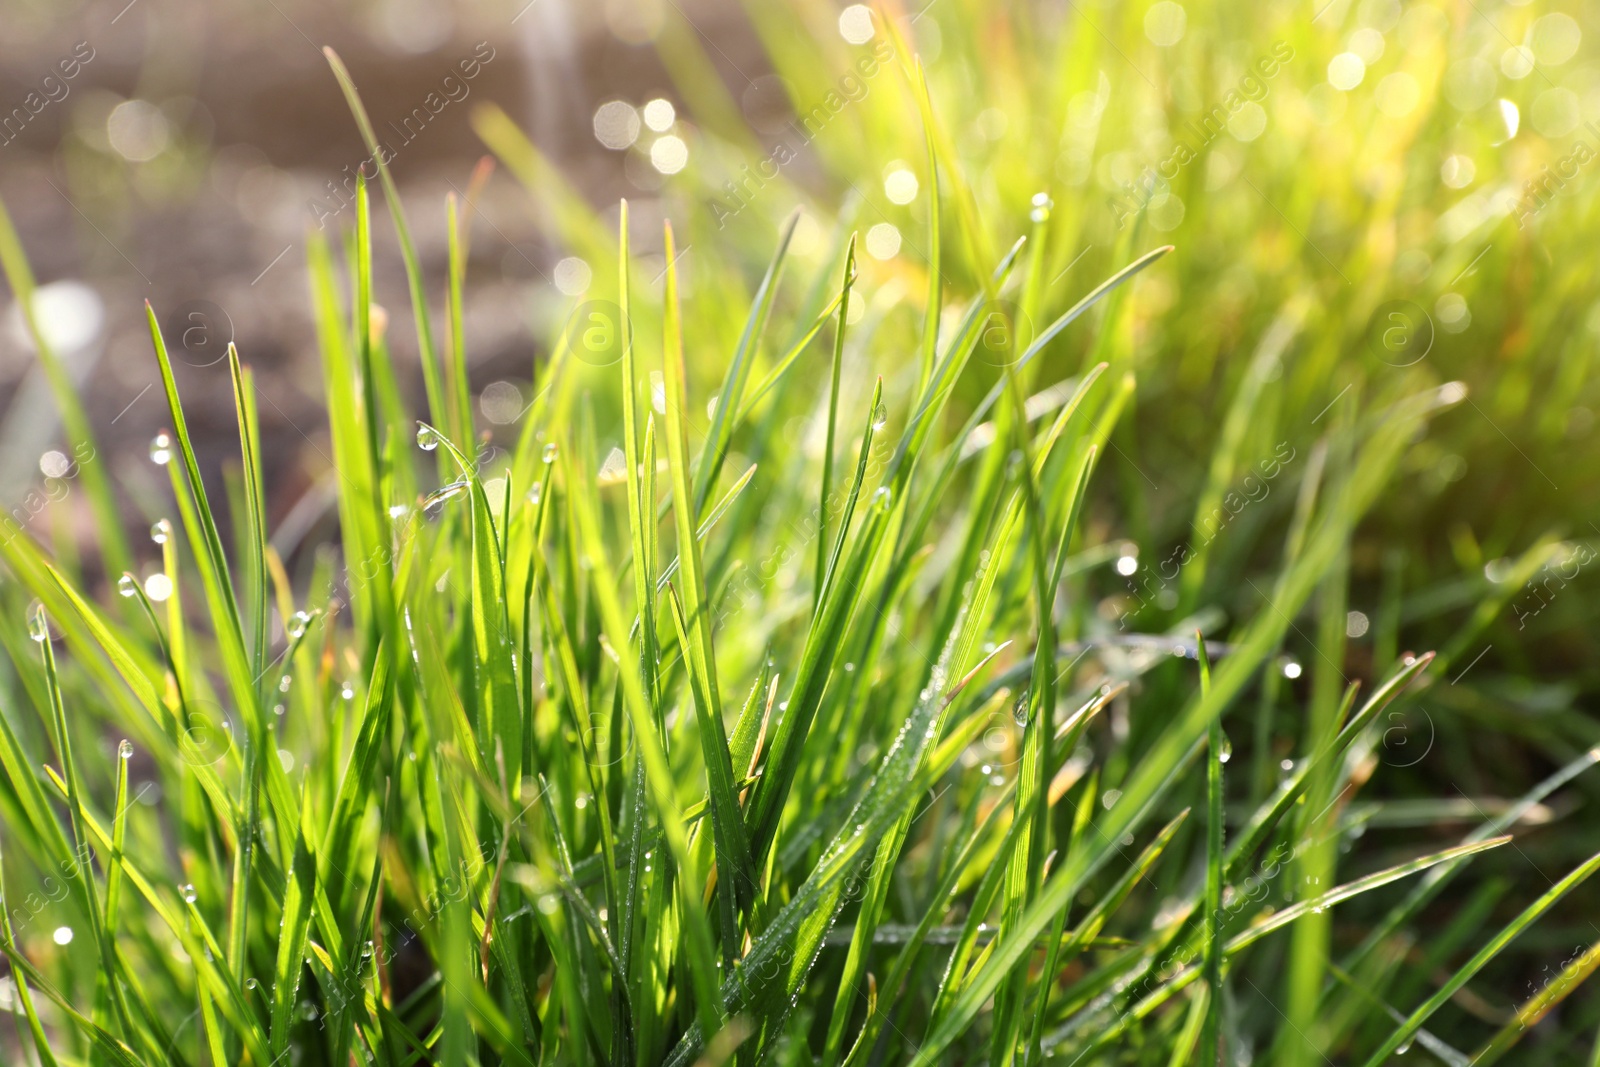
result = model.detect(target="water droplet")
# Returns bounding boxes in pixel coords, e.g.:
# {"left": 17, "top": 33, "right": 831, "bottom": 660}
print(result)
{"left": 871, "top": 403, "right": 888, "bottom": 431}
{"left": 1217, "top": 734, "right": 1233, "bottom": 764}
{"left": 118, "top": 574, "right": 139, "bottom": 598}
{"left": 1281, "top": 660, "right": 1303, "bottom": 679}
{"left": 1396, "top": 1039, "right": 1413, "bottom": 1054}
{"left": 1013, "top": 693, "right": 1031, "bottom": 727}
{"left": 871, "top": 485, "right": 893, "bottom": 511}
{"left": 1030, "top": 191, "right": 1054, "bottom": 224}
{"left": 150, "top": 519, "right": 172, "bottom": 544}
{"left": 388, "top": 504, "right": 409, "bottom": 520}
{"left": 179, "top": 883, "right": 197, "bottom": 903}
{"left": 287, "top": 610, "right": 312, "bottom": 639}
{"left": 361, "top": 940, "right": 375, "bottom": 958}
{"left": 118, "top": 739, "right": 133, "bottom": 759}
{"left": 149, "top": 432, "right": 173, "bottom": 465}
{"left": 424, "top": 480, "right": 470, "bottom": 509}
{"left": 278, "top": 674, "right": 293, "bottom": 693}
{"left": 341, "top": 682, "right": 355, "bottom": 701}
{"left": 29, "top": 605, "right": 50, "bottom": 643}
{"left": 542, "top": 443, "right": 559, "bottom": 464}
{"left": 244, "top": 978, "right": 259, "bottom": 991}
{"left": 527, "top": 483, "right": 543, "bottom": 506}
{"left": 1280, "top": 758, "right": 1295, "bottom": 772}
{"left": 416, "top": 425, "right": 441, "bottom": 451}
{"left": 52, "top": 926, "right": 73, "bottom": 945}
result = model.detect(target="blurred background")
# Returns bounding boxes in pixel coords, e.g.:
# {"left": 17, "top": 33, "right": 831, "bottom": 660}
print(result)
{"left": 0, "top": 0, "right": 741, "bottom": 542}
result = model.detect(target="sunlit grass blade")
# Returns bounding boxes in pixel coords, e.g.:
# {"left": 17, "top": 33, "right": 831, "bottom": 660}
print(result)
{"left": 1070, "top": 837, "right": 1513, "bottom": 1059}
{"left": 268, "top": 795, "right": 317, "bottom": 1063}
{"left": 693, "top": 210, "right": 799, "bottom": 515}
{"left": 565, "top": 434, "right": 726, "bottom": 1043}
{"left": 34, "top": 605, "right": 136, "bottom": 1048}
{"left": 815, "top": 234, "right": 856, "bottom": 610}
{"left": 1471, "top": 935, "right": 1600, "bottom": 1065}
{"left": 0, "top": 943, "right": 140, "bottom": 1067}
{"left": 145, "top": 303, "right": 258, "bottom": 737}
{"left": 1342, "top": 738, "right": 1600, "bottom": 978}
{"left": 1356, "top": 850, "right": 1600, "bottom": 1067}
{"left": 0, "top": 810, "right": 64, "bottom": 1067}
{"left": 1199, "top": 633, "right": 1223, "bottom": 1067}
{"left": 661, "top": 217, "right": 755, "bottom": 955}
{"left": 416, "top": 423, "right": 522, "bottom": 785}
{"left": 445, "top": 191, "right": 475, "bottom": 449}
{"left": 324, "top": 49, "right": 448, "bottom": 434}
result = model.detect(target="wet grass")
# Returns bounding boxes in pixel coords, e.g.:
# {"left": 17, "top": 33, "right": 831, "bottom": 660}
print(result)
{"left": 2, "top": 0, "right": 1600, "bottom": 1063}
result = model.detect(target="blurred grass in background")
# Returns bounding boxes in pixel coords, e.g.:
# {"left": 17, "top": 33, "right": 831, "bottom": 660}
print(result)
{"left": 0, "top": 0, "right": 1599, "bottom": 1063}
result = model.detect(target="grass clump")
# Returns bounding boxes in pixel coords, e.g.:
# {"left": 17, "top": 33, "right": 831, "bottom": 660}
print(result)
{"left": 4, "top": 2, "right": 1600, "bottom": 1064}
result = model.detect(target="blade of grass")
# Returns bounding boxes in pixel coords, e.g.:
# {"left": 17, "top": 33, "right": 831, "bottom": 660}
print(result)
{"left": 268, "top": 791, "right": 317, "bottom": 1063}
{"left": 324, "top": 49, "right": 448, "bottom": 436}
{"left": 1356, "top": 850, "right": 1600, "bottom": 1067}
{"left": 565, "top": 433, "right": 727, "bottom": 1044}
{"left": 661, "top": 217, "right": 756, "bottom": 951}
{"left": 0, "top": 827, "right": 64, "bottom": 1067}
{"left": 693, "top": 211, "right": 800, "bottom": 516}
{"left": 815, "top": 235, "right": 857, "bottom": 612}
{"left": 1199, "top": 634, "right": 1223, "bottom": 1067}
{"left": 1471, "top": 935, "right": 1600, "bottom": 1065}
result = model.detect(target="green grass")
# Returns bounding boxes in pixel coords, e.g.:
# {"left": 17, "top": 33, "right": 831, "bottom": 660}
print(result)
{"left": 3, "top": 0, "right": 1600, "bottom": 1063}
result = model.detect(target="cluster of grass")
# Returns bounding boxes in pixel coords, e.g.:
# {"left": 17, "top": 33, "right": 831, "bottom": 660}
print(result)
{"left": 2, "top": 0, "right": 1600, "bottom": 1064}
